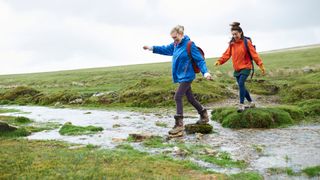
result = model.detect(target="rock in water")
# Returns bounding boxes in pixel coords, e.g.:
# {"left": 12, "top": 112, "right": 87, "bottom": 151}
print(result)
{"left": 184, "top": 123, "right": 213, "bottom": 134}
{"left": 167, "top": 131, "right": 184, "bottom": 139}
{"left": 129, "top": 133, "right": 155, "bottom": 142}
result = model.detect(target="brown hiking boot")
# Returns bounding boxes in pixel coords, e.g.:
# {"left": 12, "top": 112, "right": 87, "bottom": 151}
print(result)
{"left": 168, "top": 115, "right": 184, "bottom": 135}
{"left": 196, "top": 109, "right": 209, "bottom": 124}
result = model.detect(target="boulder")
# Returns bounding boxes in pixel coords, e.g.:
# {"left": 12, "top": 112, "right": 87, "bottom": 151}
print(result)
{"left": 184, "top": 123, "right": 213, "bottom": 134}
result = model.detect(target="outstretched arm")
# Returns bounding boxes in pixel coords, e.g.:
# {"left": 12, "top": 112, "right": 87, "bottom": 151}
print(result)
{"left": 216, "top": 45, "right": 231, "bottom": 65}
{"left": 152, "top": 43, "right": 175, "bottom": 56}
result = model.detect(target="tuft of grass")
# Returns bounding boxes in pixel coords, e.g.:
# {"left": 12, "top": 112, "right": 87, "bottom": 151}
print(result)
{"left": 0, "top": 108, "right": 21, "bottom": 114}
{"left": 0, "top": 116, "right": 33, "bottom": 125}
{"left": 155, "top": 121, "right": 168, "bottom": 128}
{"left": 297, "top": 99, "right": 320, "bottom": 117}
{"left": 0, "top": 128, "right": 31, "bottom": 138}
{"left": 227, "top": 172, "right": 263, "bottom": 180}
{"left": 14, "top": 116, "right": 32, "bottom": 124}
{"left": 277, "top": 105, "right": 305, "bottom": 121}
{"left": 267, "top": 167, "right": 300, "bottom": 176}
{"left": 59, "top": 122, "right": 103, "bottom": 136}
{"left": 142, "top": 136, "right": 173, "bottom": 148}
{"left": 302, "top": 165, "right": 320, "bottom": 177}
{"left": 198, "top": 151, "right": 247, "bottom": 169}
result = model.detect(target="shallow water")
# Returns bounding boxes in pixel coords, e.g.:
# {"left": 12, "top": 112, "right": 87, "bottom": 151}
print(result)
{"left": 1, "top": 105, "right": 319, "bottom": 179}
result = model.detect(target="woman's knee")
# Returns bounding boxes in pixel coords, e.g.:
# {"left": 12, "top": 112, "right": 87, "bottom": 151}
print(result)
{"left": 174, "top": 93, "right": 183, "bottom": 101}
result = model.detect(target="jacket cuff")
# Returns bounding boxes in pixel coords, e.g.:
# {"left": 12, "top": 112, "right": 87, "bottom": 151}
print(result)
{"left": 204, "top": 72, "right": 211, "bottom": 78}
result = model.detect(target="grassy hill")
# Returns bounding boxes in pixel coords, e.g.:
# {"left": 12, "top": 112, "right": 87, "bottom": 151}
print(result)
{"left": 0, "top": 45, "right": 319, "bottom": 109}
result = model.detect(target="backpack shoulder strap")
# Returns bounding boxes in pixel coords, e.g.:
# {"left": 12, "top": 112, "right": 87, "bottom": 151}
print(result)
{"left": 187, "top": 40, "right": 193, "bottom": 60}
{"left": 244, "top": 37, "right": 255, "bottom": 79}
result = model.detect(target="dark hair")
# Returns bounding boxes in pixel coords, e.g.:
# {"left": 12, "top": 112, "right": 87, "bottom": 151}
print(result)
{"left": 229, "top": 22, "right": 244, "bottom": 43}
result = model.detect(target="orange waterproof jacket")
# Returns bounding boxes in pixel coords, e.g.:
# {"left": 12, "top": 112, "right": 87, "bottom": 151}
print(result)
{"left": 217, "top": 39, "right": 263, "bottom": 71}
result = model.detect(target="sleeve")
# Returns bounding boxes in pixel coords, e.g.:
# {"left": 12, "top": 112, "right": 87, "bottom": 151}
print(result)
{"left": 190, "top": 42, "right": 208, "bottom": 75}
{"left": 218, "top": 45, "right": 232, "bottom": 65}
{"left": 152, "top": 43, "right": 174, "bottom": 56}
{"left": 247, "top": 41, "right": 263, "bottom": 66}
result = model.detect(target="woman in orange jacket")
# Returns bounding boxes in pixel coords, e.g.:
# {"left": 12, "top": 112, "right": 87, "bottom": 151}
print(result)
{"left": 215, "top": 22, "right": 265, "bottom": 112}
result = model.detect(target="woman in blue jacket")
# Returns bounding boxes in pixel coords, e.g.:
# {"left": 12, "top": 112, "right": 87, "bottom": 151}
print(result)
{"left": 143, "top": 25, "right": 212, "bottom": 135}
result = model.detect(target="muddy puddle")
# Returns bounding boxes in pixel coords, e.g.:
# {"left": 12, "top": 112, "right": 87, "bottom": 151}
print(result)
{"left": 1, "top": 105, "right": 319, "bottom": 179}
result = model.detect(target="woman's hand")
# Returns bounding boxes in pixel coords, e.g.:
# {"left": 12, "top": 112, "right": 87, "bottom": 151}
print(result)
{"left": 259, "top": 64, "right": 266, "bottom": 75}
{"left": 204, "top": 72, "right": 212, "bottom": 80}
{"left": 214, "top": 61, "right": 221, "bottom": 66}
{"left": 143, "top": 46, "right": 152, "bottom": 51}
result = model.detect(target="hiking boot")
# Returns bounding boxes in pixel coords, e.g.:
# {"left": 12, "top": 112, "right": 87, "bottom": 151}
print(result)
{"left": 237, "top": 104, "right": 245, "bottom": 113}
{"left": 196, "top": 109, "right": 209, "bottom": 124}
{"left": 168, "top": 115, "right": 184, "bottom": 135}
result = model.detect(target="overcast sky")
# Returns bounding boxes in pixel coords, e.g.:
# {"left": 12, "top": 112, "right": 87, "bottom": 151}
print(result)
{"left": 1, "top": 0, "right": 319, "bottom": 75}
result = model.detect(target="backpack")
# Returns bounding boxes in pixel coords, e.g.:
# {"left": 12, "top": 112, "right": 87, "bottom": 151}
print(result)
{"left": 186, "top": 41, "right": 205, "bottom": 73}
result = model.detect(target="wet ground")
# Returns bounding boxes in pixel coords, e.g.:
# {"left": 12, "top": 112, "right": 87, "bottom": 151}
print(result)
{"left": 1, "top": 105, "right": 319, "bottom": 179}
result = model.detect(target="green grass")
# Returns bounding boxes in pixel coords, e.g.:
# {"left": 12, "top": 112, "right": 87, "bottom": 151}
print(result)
{"left": 0, "top": 108, "right": 21, "bottom": 114}
{"left": 155, "top": 121, "right": 168, "bottom": 128}
{"left": 0, "top": 128, "right": 31, "bottom": 138}
{"left": 142, "top": 136, "right": 174, "bottom": 148}
{"left": 0, "top": 116, "right": 32, "bottom": 125}
{"left": 227, "top": 172, "right": 263, "bottom": 180}
{"left": 302, "top": 165, "right": 320, "bottom": 177}
{"left": 199, "top": 151, "right": 247, "bottom": 169}
{"left": 59, "top": 122, "right": 103, "bottom": 135}
{"left": 0, "top": 139, "right": 225, "bottom": 179}
{"left": 267, "top": 167, "right": 300, "bottom": 176}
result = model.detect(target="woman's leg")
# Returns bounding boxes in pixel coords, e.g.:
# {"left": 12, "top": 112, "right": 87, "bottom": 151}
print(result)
{"left": 236, "top": 74, "right": 250, "bottom": 104}
{"left": 185, "top": 85, "right": 203, "bottom": 113}
{"left": 244, "top": 87, "right": 252, "bottom": 102}
{"left": 174, "top": 82, "right": 192, "bottom": 116}
{"left": 185, "top": 84, "right": 209, "bottom": 124}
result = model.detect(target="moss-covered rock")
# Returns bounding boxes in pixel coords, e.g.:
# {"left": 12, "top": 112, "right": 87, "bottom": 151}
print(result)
{"left": 211, "top": 107, "right": 294, "bottom": 128}
{"left": 184, "top": 124, "right": 213, "bottom": 134}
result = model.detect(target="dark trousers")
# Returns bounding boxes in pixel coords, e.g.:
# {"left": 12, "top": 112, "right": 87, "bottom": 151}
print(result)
{"left": 174, "top": 82, "right": 203, "bottom": 115}
{"left": 236, "top": 74, "right": 252, "bottom": 104}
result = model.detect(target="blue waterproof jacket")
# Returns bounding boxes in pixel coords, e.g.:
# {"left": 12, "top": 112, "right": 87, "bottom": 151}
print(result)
{"left": 153, "top": 35, "right": 208, "bottom": 83}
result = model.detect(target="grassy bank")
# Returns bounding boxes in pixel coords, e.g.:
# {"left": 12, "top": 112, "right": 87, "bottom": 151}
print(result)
{"left": 0, "top": 138, "right": 228, "bottom": 179}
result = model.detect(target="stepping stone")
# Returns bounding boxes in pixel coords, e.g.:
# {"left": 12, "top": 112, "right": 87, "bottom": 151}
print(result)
{"left": 184, "top": 123, "right": 213, "bottom": 134}
{"left": 167, "top": 131, "right": 184, "bottom": 139}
